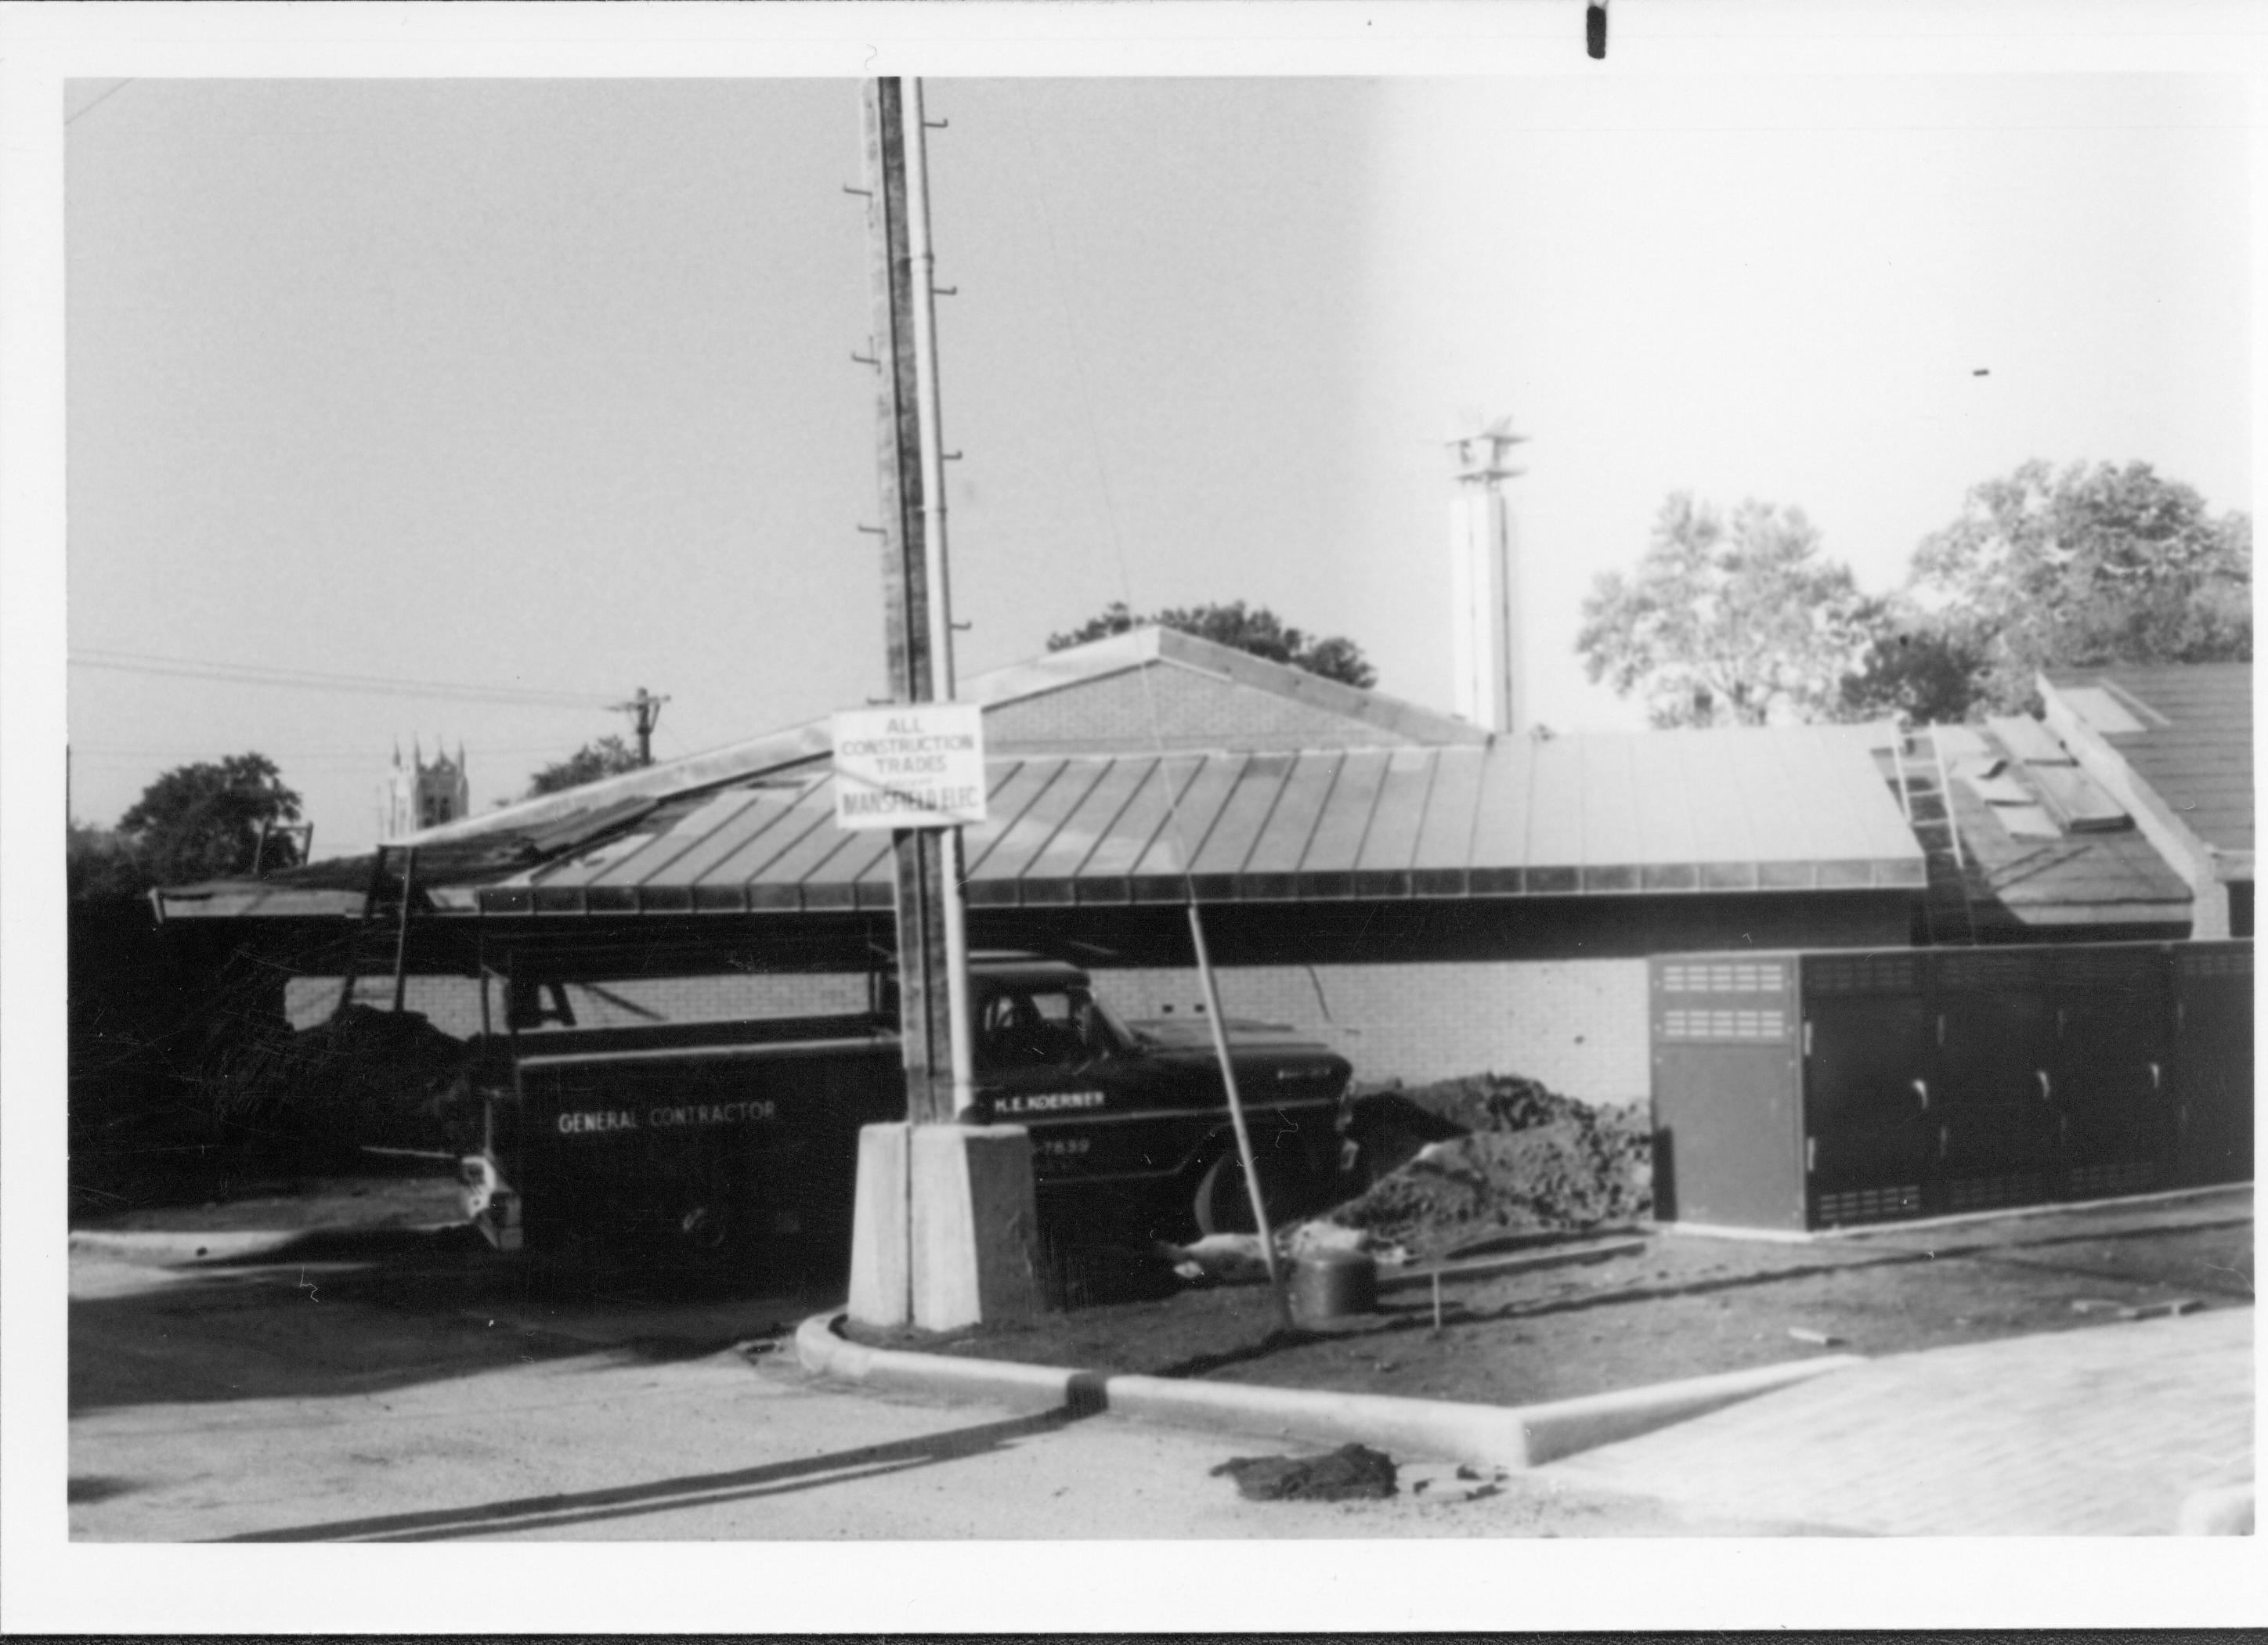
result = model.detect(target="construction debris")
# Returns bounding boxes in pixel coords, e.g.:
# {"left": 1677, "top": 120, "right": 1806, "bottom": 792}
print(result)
{"left": 2120, "top": 1298, "right": 2206, "bottom": 1320}
{"left": 1211, "top": 1443, "right": 1399, "bottom": 1502}
{"left": 1404, "top": 1461, "right": 1510, "bottom": 1503}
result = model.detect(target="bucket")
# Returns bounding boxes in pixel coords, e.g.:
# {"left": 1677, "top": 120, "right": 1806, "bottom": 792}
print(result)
{"left": 1291, "top": 1250, "right": 1378, "bottom": 1321}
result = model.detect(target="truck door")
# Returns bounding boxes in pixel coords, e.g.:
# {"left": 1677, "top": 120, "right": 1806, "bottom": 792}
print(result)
{"left": 973, "top": 983, "right": 1170, "bottom": 1185}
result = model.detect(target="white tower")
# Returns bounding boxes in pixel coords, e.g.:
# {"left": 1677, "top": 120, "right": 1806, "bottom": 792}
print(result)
{"left": 1447, "top": 416, "right": 1528, "bottom": 734}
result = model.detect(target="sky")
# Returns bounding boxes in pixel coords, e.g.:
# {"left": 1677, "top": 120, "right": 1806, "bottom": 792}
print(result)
{"left": 61, "top": 70, "right": 2250, "bottom": 858}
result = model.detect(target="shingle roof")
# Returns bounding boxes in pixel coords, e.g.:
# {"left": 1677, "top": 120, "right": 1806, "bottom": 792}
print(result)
{"left": 1926, "top": 723, "right": 2191, "bottom": 929}
{"left": 2043, "top": 663, "right": 2252, "bottom": 857}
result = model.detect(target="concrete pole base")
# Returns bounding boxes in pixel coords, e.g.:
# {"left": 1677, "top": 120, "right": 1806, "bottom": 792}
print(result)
{"left": 846, "top": 1121, "right": 1048, "bottom": 1332}
{"left": 846, "top": 1123, "right": 913, "bottom": 1328}
{"left": 912, "top": 1124, "right": 1044, "bottom": 1331}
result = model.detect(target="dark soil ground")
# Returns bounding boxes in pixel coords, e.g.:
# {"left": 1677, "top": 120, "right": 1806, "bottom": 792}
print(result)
{"left": 71, "top": 1158, "right": 465, "bottom": 1233}
{"left": 70, "top": 1044, "right": 2253, "bottom": 1414}
{"left": 872, "top": 1190, "right": 2254, "bottom": 1408}
{"left": 92, "top": 1164, "right": 2246, "bottom": 1413}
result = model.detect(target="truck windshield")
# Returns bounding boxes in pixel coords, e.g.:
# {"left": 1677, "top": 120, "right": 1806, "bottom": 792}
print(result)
{"left": 977, "top": 986, "right": 1124, "bottom": 1070}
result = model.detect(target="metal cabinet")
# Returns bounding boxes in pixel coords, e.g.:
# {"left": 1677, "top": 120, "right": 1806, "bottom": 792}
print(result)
{"left": 2169, "top": 941, "right": 2253, "bottom": 1187}
{"left": 1799, "top": 951, "right": 1934, "bottom": 1226}
{"left": 1932, "top": 948, "right": 2059, "bottom": 1212}
{"left": 2043, "top": 944, "right": 2175, "bottom": 1201}
{"left": 1651, "top": 939, "right": 2252, "bottom": 1235}
{"left": 1648, "top": 954, "right": 1806, "bottom": 1232}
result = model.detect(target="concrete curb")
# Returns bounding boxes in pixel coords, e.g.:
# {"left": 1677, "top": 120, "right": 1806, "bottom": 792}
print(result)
{"left": 795, "top": 1311, "right": 1862, "bottom": 1470}
{"left": 1659, "top": 1182, "right": 2250, "bottom": 1244}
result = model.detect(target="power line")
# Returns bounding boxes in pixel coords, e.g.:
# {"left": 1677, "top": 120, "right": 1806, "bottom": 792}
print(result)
{"left": 70, "top": 744, "right": 571, "bottom": 766}
{"left": 69, "top": 648, "right": 612, "bottom": 709}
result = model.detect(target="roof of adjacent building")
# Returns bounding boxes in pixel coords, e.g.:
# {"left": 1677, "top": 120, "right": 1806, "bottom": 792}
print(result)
{"left": 162, "top": 723, "right": 1925, "bottom": 921}
{"left": 2042, "top": 663, "right": 2252, "bottom": 859}
{"left": 1916, "top": 722, "right": 2192, "bottom": 930}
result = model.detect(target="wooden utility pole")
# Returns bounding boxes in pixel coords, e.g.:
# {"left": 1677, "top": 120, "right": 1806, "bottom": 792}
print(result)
{"left": 612, "top": 687, "right": 670, "bottom": 767}
{"left": 861, "top": 78, "right": 954, "bottom": 1125}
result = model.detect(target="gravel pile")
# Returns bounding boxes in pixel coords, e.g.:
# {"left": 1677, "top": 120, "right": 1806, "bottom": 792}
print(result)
{"left": 1322, "top": 1073, "right": 1652, "bottom": 1260}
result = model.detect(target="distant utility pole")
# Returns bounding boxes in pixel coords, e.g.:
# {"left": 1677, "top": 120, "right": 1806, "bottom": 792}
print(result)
{"left": 611, "top": 687, "right": 670, "bottom": 767}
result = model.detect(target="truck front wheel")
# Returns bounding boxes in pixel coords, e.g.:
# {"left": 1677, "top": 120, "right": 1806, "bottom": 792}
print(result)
{"left": 1193, "top": 1147, "right": 1266, "bottom": 1239}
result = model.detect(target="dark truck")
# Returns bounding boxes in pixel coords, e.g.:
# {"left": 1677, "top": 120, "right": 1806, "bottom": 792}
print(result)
{"left": 458, "top": 954, "right": 1353, "bottom": 1281}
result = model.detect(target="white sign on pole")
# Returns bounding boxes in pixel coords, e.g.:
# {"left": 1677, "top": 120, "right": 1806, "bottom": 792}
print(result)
{"left": 830, "top": 702, "right": 988, "bottom": 830}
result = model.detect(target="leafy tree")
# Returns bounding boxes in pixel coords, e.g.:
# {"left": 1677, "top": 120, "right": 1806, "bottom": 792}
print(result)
{"left": 114, "top": 753, "right": 304, "bottom": 886}
{"left": 1578, "top": 493, "right": 1877, "bottom": 727}
{"left": 67, "top": 819, "right": 152, "bottom": 900}
{"left": 1048, "top": 600, "right": 1378, "bottom": 690}
{"left": 1836, "top": 615, "right": 1992, "bottom": 727}
{"left": 1850, "top": 460, "right": 2252, "bottom": 719}
{"left": 525, "top": 734, "right": 643, "bottom": 798}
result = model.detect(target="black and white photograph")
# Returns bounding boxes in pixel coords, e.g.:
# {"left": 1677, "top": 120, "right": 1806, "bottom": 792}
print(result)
{"left": 3, "top": 0, "right": 2259, "bottom": 1632}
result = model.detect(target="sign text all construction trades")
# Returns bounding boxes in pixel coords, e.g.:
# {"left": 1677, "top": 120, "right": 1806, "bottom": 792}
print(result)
{"left": 830, "top": 702, "right": 988, "bottom": 830}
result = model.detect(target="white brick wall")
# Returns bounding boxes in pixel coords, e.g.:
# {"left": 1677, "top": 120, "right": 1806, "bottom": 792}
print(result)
{"left": 286, "top": 972, "right": 869, "bottom": 1037}
{"left": 287, "top": 958, "right": 1649, "bottom": 1106}
{"left": 1090, "top": 960, "right": 1650, "bottom": 1107}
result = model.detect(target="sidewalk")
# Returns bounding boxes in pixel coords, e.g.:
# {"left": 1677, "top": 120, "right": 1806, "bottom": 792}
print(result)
{"left": 1536, "top": 1305, "right": 2252, "bottom": 1535}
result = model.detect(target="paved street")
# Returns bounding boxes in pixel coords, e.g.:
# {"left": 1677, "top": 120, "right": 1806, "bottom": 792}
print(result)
{"left": 1541, "top": 1304, "right": 2253, "bottom": 1535}
{"left": 67, "top": 1235, "right": 1789, "bottom": 1542}
{"left": 63, "top": 1192, "right": 2255, "bottom": 1544}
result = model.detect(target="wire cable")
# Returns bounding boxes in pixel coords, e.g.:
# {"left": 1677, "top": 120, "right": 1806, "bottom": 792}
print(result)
{"left": 69, "top": 647, "right": 612, "bottom": 709}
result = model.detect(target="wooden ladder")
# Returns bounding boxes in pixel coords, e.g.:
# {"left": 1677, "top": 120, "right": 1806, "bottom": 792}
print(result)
{"left": 1891, "top": 730, "right": 1977, "bottom": 947}
{"left": 333, "top": 844, "right": 419, "bottom": 1016}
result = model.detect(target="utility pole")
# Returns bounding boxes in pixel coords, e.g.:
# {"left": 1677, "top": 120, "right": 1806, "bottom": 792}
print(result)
{"left": 844, "top": 77, "right": 1039, "bottom": 1332}
{"left": 904, "top": 78, "right": 977, "bottom": 1119}
{"left": 861, "top": 77, "right": 955, "bottom": 1127}
{"left": 611, "top": 686, "right": 670, "bottom": 767}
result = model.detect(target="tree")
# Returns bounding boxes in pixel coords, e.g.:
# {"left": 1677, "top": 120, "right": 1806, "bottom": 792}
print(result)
{"left": 1048, "top": 600, "right": 1378, "bottom": 689}
{"left": 114, "top": 753, "right": 304, "bottom": 886}
{"left": 1836, "top": 615, "right": 1992, "bottom": 727}
{"left": 525, "top": 734, "right": 643, "bottom": 798}
{"left": 67, "top": 819, "right": 151, "bottom": 900}
{"left": 1850, "top": 459, "right": 2252, "bottom": 719}
{"left": 1577, "top": 493, "right": 1878, "bottom": 727}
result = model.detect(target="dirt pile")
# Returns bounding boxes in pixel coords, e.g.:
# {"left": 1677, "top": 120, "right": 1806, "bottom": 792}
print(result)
{"left": 1323, "top": 1074, "right": 1652, "bottom": 1260}
{"left": 208, "top": 1007, "right": 481, "bottom": 1165}
{"left": 1211, "top": 1444, "right": 1399, "bottom": 1502}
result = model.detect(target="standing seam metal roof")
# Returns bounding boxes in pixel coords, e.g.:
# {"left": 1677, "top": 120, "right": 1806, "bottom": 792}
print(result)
{"left": 473, "top": 726, "right": 1924, "bottom": 917}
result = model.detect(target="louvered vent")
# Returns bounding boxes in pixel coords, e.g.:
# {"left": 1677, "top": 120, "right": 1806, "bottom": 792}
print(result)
{"left": 1944, "top": 1171, "right": 2047, "bottom": 1212}
{"left": 1940, "top": 951, "right": 2040, "bottom": 991}
{"left": 2066, "top": 1160, "right": 2158, "bottom": 1199}
{"left": 1806, "top": 954, "right": 1919, "bottom": 995}
{"left": 1813, "top": 1184, "right": 1923, "bottom": 1225}
{"left": 2179, "top": 947, "right": 2251, "bottom": 979}
{"left": 1660, "top": 1007, "right": 1791, "bottom": 1042}
{"left": 1661, "top": 960, "right": 1788, "bottom": 994}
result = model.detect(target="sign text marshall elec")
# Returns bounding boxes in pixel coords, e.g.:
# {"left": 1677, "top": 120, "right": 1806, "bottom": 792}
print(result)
{"left": 830, "top": 702, "right": 988, "bottom": 830}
